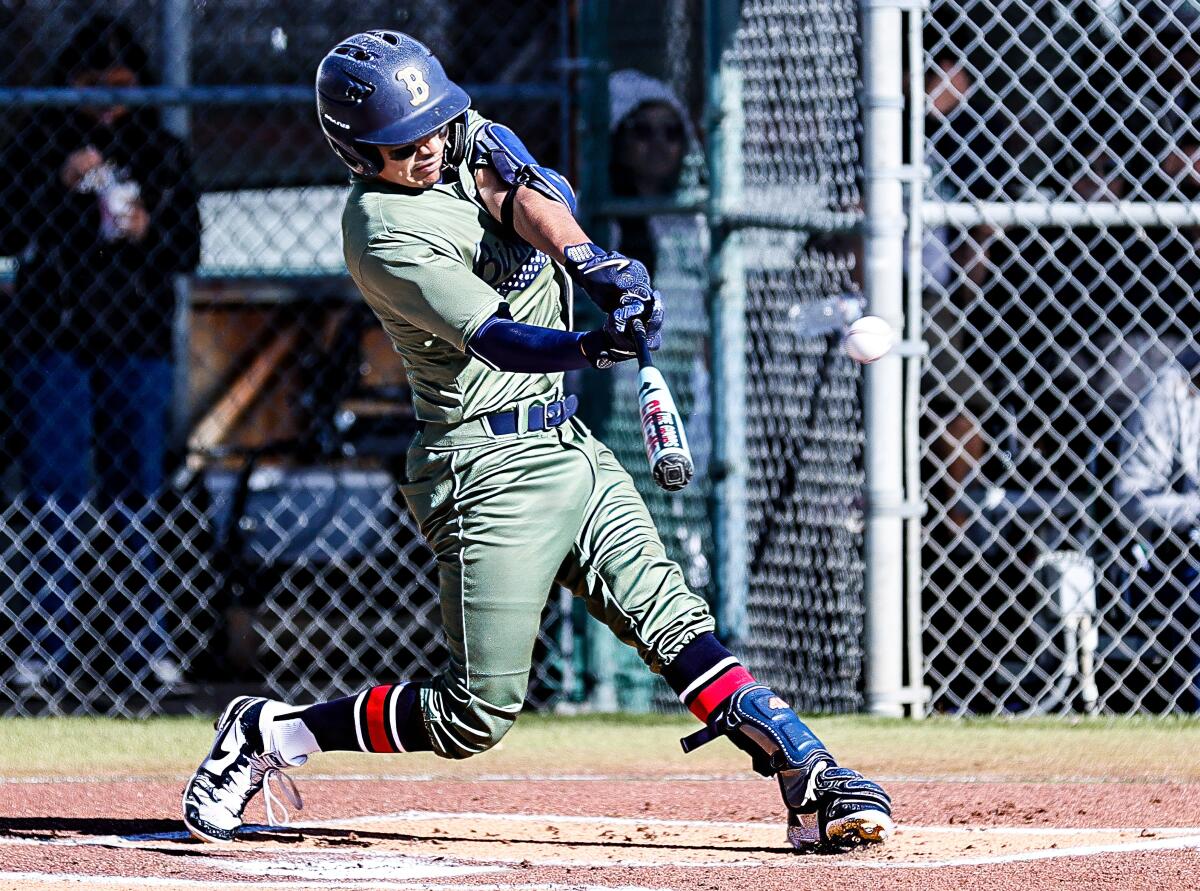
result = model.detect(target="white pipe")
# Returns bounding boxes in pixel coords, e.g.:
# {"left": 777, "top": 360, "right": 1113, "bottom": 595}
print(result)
{"left": 924, "top": 200, "right": 1200, "bottom": 228}
{"left": 903, "top": 2, "right": 926, "bottom": 718}
{"left": 862, "top": 0, "right": 907, "bottom": 717}
{"left": 706, "top": 2, "right": 749, "bottom": 648}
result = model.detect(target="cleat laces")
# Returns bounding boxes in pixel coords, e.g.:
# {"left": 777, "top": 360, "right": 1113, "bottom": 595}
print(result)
{"left": 192, "top": 747, "right": 304, "bottom": 829}
{"left": 262, "top": 766, "right": 303, "bottom": 827}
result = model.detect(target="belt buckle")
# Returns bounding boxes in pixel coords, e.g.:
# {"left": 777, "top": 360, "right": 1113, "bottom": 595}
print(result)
{"left": 544, "top": 399, "right": 564, "bottom": 428}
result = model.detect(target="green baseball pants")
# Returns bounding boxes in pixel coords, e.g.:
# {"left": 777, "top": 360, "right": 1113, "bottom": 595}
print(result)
{"left": 399, "top": 394, "right": 714, "bottom": 758}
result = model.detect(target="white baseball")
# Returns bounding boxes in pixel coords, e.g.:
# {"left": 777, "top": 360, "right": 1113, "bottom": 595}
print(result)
{"left": 842, "top": 315, "right": 896, "bottom": 364}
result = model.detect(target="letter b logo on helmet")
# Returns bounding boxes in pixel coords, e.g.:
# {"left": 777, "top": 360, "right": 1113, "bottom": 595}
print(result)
{"left": 315, "top": 30, "right": 470, "bottom": 177}
{"left": 396, "top": 66, "right": 430, "bottom": 106}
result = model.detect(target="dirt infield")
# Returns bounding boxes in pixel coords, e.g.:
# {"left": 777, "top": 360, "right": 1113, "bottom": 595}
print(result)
{"left": 1, "top": 715, "right": 1198, "bottom": 890}
{"left": 2, "top": 774, "right": 1199, "bottom": 890}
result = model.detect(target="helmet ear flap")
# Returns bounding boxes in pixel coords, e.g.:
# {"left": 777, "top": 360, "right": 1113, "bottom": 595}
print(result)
{"left": 325, "top": 135, "right": 382, "bottom": 177}
{"left": 442, "top": 114, "right": 469, "bottom": 170}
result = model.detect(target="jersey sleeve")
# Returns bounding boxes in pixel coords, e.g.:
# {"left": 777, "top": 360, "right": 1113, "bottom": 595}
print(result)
{"left": 356, "top": 237, "right": 503, "bottom": 352}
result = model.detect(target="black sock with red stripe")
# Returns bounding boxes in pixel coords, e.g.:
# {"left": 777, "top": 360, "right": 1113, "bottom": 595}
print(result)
{"left": 662, "top": 632, "right": 756, "bottom": 723}
{"left": 283, "top": 683, "right": 433, "bottom": 755}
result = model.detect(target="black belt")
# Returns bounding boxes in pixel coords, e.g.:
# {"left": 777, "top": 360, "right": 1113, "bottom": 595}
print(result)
{"left": 485, "top": 394, "right": 579, "bottom": 435}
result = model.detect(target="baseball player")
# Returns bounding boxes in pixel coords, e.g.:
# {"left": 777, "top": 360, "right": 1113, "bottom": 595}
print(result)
{"left": 182, "top": 30, "right": 894, "bottom": 851}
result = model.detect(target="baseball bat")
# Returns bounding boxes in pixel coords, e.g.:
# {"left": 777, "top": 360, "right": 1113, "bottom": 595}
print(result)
{"left": 631, "top": 319, "right": 694, "bottom": 491}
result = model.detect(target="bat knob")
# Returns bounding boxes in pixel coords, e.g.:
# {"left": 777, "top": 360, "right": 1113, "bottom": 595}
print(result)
{"left": 654, "top": 455, "right": 694, "bottom": 491}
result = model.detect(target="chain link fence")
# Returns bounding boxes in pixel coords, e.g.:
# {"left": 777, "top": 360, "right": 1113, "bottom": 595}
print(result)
{"left": 922, "top": 0, "right": 1200, "bottom": 713}
{"left": 22, "top": 0, "right": 1189, "bottom": 723}
{"left": 0, "top": 1, "right": 572, "bottom": 716}
{"left": 583, "top": 0, "right": 867, "bottom": 713}
{"left": 580, "top": 0, "right": 713, "bottom": 710}
{"left": 728, "top": 0, "right": 867, "bottom": 712}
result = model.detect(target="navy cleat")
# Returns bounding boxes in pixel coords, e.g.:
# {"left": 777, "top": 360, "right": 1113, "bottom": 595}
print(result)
{"left": 182, "top": 696, "right": 304, "bottom": 842}
{"left": 783, "top": 762, "right": 894, "bottom": 850}
{"left": 681, "top": 683, "right": 893, "bottom": 851}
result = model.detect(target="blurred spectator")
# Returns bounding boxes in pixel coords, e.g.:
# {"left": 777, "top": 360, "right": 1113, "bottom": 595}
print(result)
{"left": 925, "top": 49, "right": 1022, "bottom": 203}
{"left": 923, "top": 50, "right": 996, "bottom": 531}
{"left": 1121, "top": 0, "right": 1200, "bottom": 198}
{"left": 979, "top": 142, "right": 1131, "bottom": 486}
{"left": 1147, "top": 139, "right": 1200, "bottom": 342}
{"left": 1116, "top": 348, "right": 1200, "bottom": 711}
{"left": 921, "top": 54, "right": 993, "bottom": 711}
{"left": 0, "top": 16, "right": 200, "bottom": 691}
{"left": 606, "top": 69, "right": 709, "bottom": 478}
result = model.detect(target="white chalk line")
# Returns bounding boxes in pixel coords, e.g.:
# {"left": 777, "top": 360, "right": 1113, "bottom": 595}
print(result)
{"left": 0, "top": 873, "right": 665, "bottom": 891}
{"left": 5, "top": 807, "right": 1200, "bottom": 876}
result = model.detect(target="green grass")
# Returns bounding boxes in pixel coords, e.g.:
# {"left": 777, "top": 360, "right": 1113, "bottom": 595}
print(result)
{"left": 1, "top": 713, "right": 1198, "bottom": 782}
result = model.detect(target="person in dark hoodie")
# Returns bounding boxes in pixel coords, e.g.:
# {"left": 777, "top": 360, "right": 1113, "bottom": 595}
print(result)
{"left": 0, "top": 16, "right": 200, "bottom": 692}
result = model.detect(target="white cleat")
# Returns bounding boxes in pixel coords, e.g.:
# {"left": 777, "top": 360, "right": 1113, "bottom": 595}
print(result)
{"left": 182, "top": 696, "right": 304, "bottom": 842}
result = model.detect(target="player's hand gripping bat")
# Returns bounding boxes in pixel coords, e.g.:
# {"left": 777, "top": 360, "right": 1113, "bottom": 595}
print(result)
{"left": 631, "top": 318, "right": 694, "bottom": 491}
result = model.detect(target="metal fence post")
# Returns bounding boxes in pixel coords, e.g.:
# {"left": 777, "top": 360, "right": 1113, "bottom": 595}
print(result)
{"left": 160, "top": 0, "right": 192, "bottom": 449}
{"left": 903, "top": 0, "right": 929, "bottom": 719}
{"left": 862, "top": 0, "right": 907, "bottom": 717}
{"left": 705, "top": 0, "right": 748, "bottom": 649}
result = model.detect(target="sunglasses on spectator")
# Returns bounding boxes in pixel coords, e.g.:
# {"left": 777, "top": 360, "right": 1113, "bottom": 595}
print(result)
{"left": 387, "top": 124, "right": 450, "bottom": 161}
{"left": 628, "top": 121, "right": 685, "bottom": 143}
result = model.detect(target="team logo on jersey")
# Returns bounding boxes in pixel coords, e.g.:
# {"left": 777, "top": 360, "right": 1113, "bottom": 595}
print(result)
{"left": 475, "top": 237, "right": 547, "bottom": 296}
{"left": 396, "top": 66, "right": 430, "bottom": 106}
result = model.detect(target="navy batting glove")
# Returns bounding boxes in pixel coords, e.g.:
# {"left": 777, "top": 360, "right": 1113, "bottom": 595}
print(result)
{"left": 606, "top": 291, "right": 664, "bottom": 352}
{"left": 578, "top": 329, "right": 635, "bottom": 369}
{"left": 563, "top": 242, "right": 654, "bottom": 311}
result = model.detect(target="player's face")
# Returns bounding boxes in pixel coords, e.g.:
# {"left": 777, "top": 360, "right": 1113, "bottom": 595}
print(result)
{"left": 379, "top": 124, "right": 451, "bottom": 188}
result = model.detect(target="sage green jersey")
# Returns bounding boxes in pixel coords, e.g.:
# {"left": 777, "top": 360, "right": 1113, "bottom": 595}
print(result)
{"left": 342, "top": 111, "right": 572, "bottom": 424}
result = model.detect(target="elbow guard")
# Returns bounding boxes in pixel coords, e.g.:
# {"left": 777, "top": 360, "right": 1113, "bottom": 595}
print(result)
{"left": 471, "top": 122, "right": 577, "bottom": 215}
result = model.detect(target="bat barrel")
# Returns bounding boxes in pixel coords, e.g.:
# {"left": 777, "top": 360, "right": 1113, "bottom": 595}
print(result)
{"left": 637, "top": 364, "right": 694, "bottom": 492}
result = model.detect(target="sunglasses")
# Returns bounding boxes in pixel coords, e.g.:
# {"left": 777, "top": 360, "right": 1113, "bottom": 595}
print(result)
{"left": 628, "top": 121, "right": 685, "bottom": 143}
{"left": 386, "top": 124, "right": 450, "bottom": 161}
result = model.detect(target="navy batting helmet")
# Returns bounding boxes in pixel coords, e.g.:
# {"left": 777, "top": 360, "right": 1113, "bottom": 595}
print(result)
{"left": 316, "top": 30, "right": 470, "bottom": 177}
